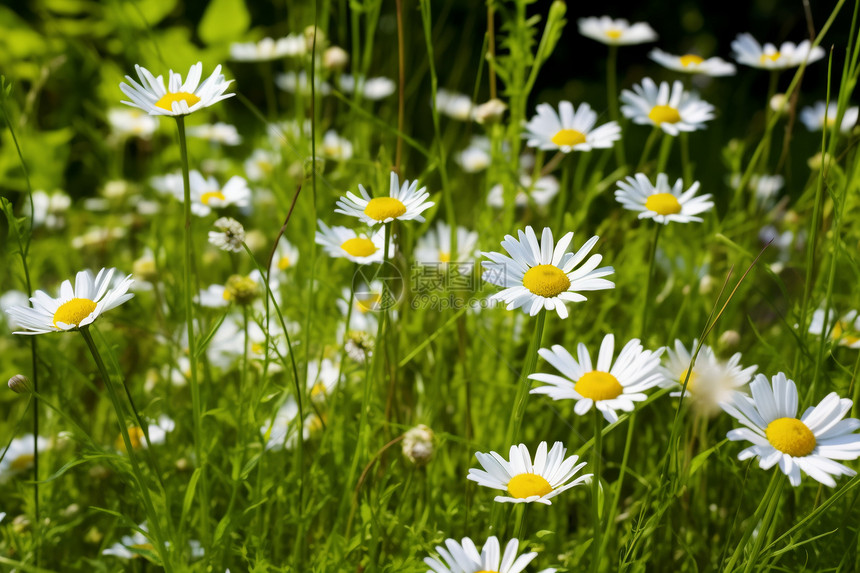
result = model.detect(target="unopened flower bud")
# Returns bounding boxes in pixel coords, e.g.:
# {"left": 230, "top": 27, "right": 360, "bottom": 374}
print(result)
{"left": 402, "top": 424, "right": 435, "bottom": 466}
{"left": 8, "top": 374, "right": 32, "bottom": 394}
{"left": 769, "top": 93, "right": 788, "bottom": 114}
{"left": 304, "top": 26, "right": 326, "bottom": 51}
{"left": 472, "top": 99, "right": 508, "bottom": 124}
{"left": 224, "top": 274, "right": 259, "bottom": 306}
{"left": 324, "top": 46, "right": 349, "bottom": 71}
{"left": 132, "top": 255, "right": 158, "bottom": 282}
{"left": 718, "top": 330, "right": 741, "bottom": 350}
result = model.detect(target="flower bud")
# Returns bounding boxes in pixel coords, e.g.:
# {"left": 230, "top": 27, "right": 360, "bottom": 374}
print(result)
{"left": 323, "top": 46, "right": 349, "bottom": 71}
{"left": 224, "top": 274, "right": 259, "bottom": 306}
{"left": 8, "top": 374, "right": 32, "bottom": 394}
{"left": 472, "top": 99, "right": 508, "bottom": 124}
{"left": 402, "top": 424, "right": 435, "bottom": 466}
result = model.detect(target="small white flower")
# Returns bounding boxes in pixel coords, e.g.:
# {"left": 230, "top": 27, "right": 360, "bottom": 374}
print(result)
{"left": 648, "top": 49, "right": 736, "bottom": 76}
{"left": 230, "top": 35, "right": 306, "bottom": 61}
{"left": 578, "top": 16, "right": 657, "bottom": 46}
{"left": 424, "top": 535, "right": 556, "bottom": 573}
{"left": 468, "top": 441, "right": 590, "bottom": 505}
{"left": 615, "top": 173, "right": 713, "bottom": 225}
{"left": 321, "top": 130, "right": 354, "bottom": 160}
{"left": 0, "top": 435, "right": 49, "bottom": 483}
{"left": 244, "top": 149, "right": 280, "bottom": 181}
{"left": 186, "top": 171, "right": 251, "bottom": 217}
{"left": 487, "top": 175, "right": 559, "bottom": 209}
{"left": 335, "top": 171, "right": 434, "bottom": 225}
{"left": 414, "top": 221, "right": 479, "bottom": 267}
{"left": 731, "top": 33, "right": 825, "bottom": 70}
{"left": 273, "top": 237, "right": 300, "bottom": 271}
{"left": 198, "top": 284, "right": 230, "bottom": 308}
{"left": 275, "top": 71, "right": 331, "bottom": 96}
{"left": 524, "top": 101, "right": 620, "bottom": 153}
{"left": 338, "top": 74, "right": 395, "bottom": 100}
{"left": 208, "top": 217, "right": 246, "bottom": 253}
{"left": 316, "top": 221, "right": 391, "bottom": 264}
{"left": 809, "top": 309, "right": 860, "bottom": 349}
{"left": 26, "top": 190, "right": 71, "bottom": 229}
{"left": 108, "top": 108, "right": 159, "bottom": 139}
{"left": 799, "top": 101, "right": 859, "bottom": 133}
{"left": 120, "top": 62, "right": 234, "bottom": 116}
{"left": 435, "top": 88, "right": 473, "bottom": 121}
{"left": 621, "top": 78, "right": 715, "bottom": 135}
{"left": 187, "top": 122, "right": 242, "bottom": 145}
{"left": 455, "top": 136, "right": 493, "bottom": 173}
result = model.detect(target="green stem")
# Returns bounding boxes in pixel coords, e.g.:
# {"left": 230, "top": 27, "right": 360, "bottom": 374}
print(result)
{"left": 591, "top": 409, "right": 603, "bottom": 573}
{"left": 175, "top": 115, "right": 211, "bottom": 547}
{"left": 742, "top": 476, "right": 783, "bottom": 573}
{"left": 655, "top": 132, "right": 674, "bottom": 174}
{"left": 640, "top": 224, "right": 663, "bottom": 338}
{"left": 504, "top": 308, "right": 547, "bottom": 446}
{"left": 512, "top": 504, "right": 527, "bottom": 541}
{"left": 679, "top": 132, "right": 691, "bottom": 186}
{"left": 607, "top": 45, "right": 625, "bottom": 167}
{"left": 80, "top": 327, "right": 174, "bottom": 573}
{"left": 636, "top": 128, "right": 661, "bottom": 171}
{"left": 723, "top": 470, "right": 781, "bottom": 572}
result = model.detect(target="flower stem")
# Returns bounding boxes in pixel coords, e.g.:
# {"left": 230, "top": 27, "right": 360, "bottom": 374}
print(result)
{"left": 640, "top": 224, "right": 663, "bottom": 338}
{"left": 636, "top": 127, "right": 661, "bottom": 171}
{"left": 504, "top": 308, "right": 547, "bottom": 446}
{"left": 607, "top": 45, "right": 625, "bottom": 167}
{"left": 723, "top": 470, "right": 782, "bottom": 572}
{"left": 591, "top": 409, "right": 603, "bottom": 573}
{"left": 79, "top": 327, "right": 175, "bottom": 573}
{"left": 175, "top": 115, "right": 211, "bottom": 547}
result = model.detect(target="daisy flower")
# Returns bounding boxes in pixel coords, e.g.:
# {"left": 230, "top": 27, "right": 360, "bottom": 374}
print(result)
{"left": 26, "top": 189, "right": 71, "bottom": 229}
{"left": 335, "top": 171, "right": 434, "bottom": 225}
{"left": 414, "top": 221, "right": 479, "bottom": 266}
{"left": 273, "top": 237, "right": 300, "bottom": 271}
{"left": 524, "top": 101, "right": 621, "bottom": 153}
{"left": 731, "top": 33, "right": 825, "bottom": 70}
{"left": 230, "top": 35, "right": 306, "bottom": 61}
{"left": 648, "top": 49, "right": 736, "bottom": 76}
{"left": 120, "top": 62, "right": 234, "bottom": 116}
{"left": 659, "top": 339, "right": 757, "bottom": 416}
{"left": 6, "top": 269, "right": 134, "bottom": 335}
{"left": 244, "top": 149, "right": 280, "bottom": 181}
{"left": 187, "top": 122, "right": 242, "bottom": 145}
{"left": 321, "top": 130, "right": 354, "bottom": 161}
{"left": 0, "top": 435, "right": 49, "bottom": 484}
{"left": 316, "top": 221, "right": 391, "bottom": 263}
{"left": 578, "top": 16, "right": 657, "bottom": 46}
{"left": 615, "top": 173, "right": 714, "bottom": 224}
{"left": 620, "top": 78, "right": 715, "bottom": 135}
{"left": 721, "top": 373, "right": 860, "bottom": 487}
{"left": 455, "top": 136, "right": 493, "bottom": 173}
{"left": 809, "top": 309, "right": 860, "bottom": 349}
{"left": 275, "top": 71, "right": 332, "bottom": 96}
{"left": 337, "top": 74, "right": 396, "bottom": 100}
{"left": 424, "top": 536, "right": 557, "bottom": 573}
{"left": 487, "top": 175, "right": 560, "bottom": 209}
{"left": 435, "top": 88, "right": 474, "bottom": 121}
{"left": 799, "top": 101, "right": 859, "bottom": 133}
{"left": 188, "top": 171, "right": 251, "bottom": 217}
{"left": 116, "top": 415, "right": 175, "bottom": 452}
{"left": 107, "top": 108, "right": 159, "bottom": 140}
{"left": 529, "top": 334, "right": 664, "bottom": 423}
{"left": 208, "top": 217, "right": 246, "bottom": 253}
{"left": 481, "top": 226, "right": 614, "bottom": 319}
{"left": 467, "top": 441, "right": 591, "bottom": 505}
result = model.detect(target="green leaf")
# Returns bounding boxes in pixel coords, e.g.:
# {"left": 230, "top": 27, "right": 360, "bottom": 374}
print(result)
{"left": 198, "top": 0, "right": 250, "bottom": 45}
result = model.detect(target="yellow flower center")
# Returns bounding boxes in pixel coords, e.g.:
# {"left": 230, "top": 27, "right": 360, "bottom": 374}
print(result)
{"left": 522, "top": 264, "right": 571, "bottom": 297}
{"left": 117, "top": 427, "right": 146, "bottom": 452}
{"left": 766, "top": 417, "right": 816, "bottom": 457}
{"left": 251, "top": 342, "right": 265, "bottom": 355}
{"left": 680, "top": 54, "right": 704, "bottom": 67}
{"left": 357, "top": 293, "right": 382, "bottom": 313}
{"left": 760, "top": 52, "right": 781, "bottom": 64}
{"left": 363, "top": 197, "right": 406, "bottom": 221}
{"left": 278, "top": 256, "right": 291, "bottom": 270}
{"left": 644, "top": 193, "right": 682, "bottom": 215}
{"left": 340, "top": 237, "right": 378, "bottom": 257}
{"left": 439, "top": 251, "right": 451, "bottom": 263}
{"left": 551, "top": 129, "right": 587, "bottom": 148}
{"left": 648, "top": 105, "right": 682, "bottom": 125}
{"left": 605, "top": 29, "right": 622, "bottom": 39}
{"left": 155, "top": 92, "right": 202, "bottom": 112}
{"left": 200, "top": 191, "right": 225, "bottom": 205}
{"left": 507, "top": 473, "right": 553, "bottom": 499}
{"left": 832, "top": 321, "right": 860, "bottom": 346}
{"left": 310, "top": 382, "right": 328, "bottom": 398}
{"left": 574, "top": 371, "right": 623, "bottom": 401}
{"left": 11, "top": 453, "right": 34, "bottom": 471}
{"left": 679, "top": 368, "right": 697, "bottom": 391}
{"left": 53, "top": 298, "right": 97, "bottom": 328}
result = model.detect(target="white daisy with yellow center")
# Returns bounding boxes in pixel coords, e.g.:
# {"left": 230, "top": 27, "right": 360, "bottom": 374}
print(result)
{"left": 468, "top": 441, "right": 591, "bottom": 505}
{"left": 115, "top": 415, "right": 174, "bottom": 453}
{"left": 120, "top": 62, "right": 234, "bottom": 116}
{"left": 424, "top": 535, "right": 557, "bottom": 573}
{"left": 721, "top": 373, "right": 860, "bottom": 487}
{"left": 615, "top": 173, "right": 714, "bottom": 225}
{"left": 487, "top": 174, "right": 560, "bottom": 209}
{"left": 455, "top": 135, "right": 492, "bottom": 173}
{"left": 800, "top": 101, "right": 859, "bottom": 134}
{"left": 6, "top": 268, "right": 134, "bottom": 335}
{"left": 809, "top": 309, "right": 860, "bottom": 349}
{"left": 274, "top": 237, "right": 300, "bottom": 272}
{"left": 263, "top": 360, "right": 334, "bottom": 451}
{"left": 578, "top": 16, "right": 657, "bottom": 46}
{"left": 335, "top": 172, "right": 434, "bottom": 225}
{"left": 524, "top": 101, "right": 621, "bottom": 153}
{"left": 230, "top": 35, "right": 306, "bottom": 61}
{"left": 337, "top": 74, "right": 396, "bottom": 100}
{"left": 414, "top": 221, "right": 479, "bottom": 267}
{"left": 187, "top": 171, "right": 251, "bottom": 217}
{"left": 321, "top": 130, "right": 354, "bottom": 161}
{"left": 482, "top": 227, "right": 614, "bottom": 319}
{"left": 529, "top": 334, "right": 664, "bottom": 423}
{"left": 315, "top": 220, "right": 391, "bottom": 264}
{"left": 659, "top": 339, "right": 757, "bottom": 417}
{"left": 648, "top": 48, "right": 736, "bottom": 76}
{"left": 621, "top": 78, "right": 715, "bottom": 136}
{"left": 0, "top": 434, "right": 48, "bottom": 484}
{"left": 731, "top": 33, "right": 825, "bottom": 70}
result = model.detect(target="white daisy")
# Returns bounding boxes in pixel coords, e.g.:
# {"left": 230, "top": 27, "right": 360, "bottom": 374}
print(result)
{"left": 799, "top": 101, "right": 859, "bottom": 133}
{"left": 615, "top": 173, "right": 714, "bottom": 224}
{"left": 729, "top": 173, "right": 785, "bottom": 207}
{"left": 244, "top": 149, "right": 280, "bottom": 181}
{"left": 198, "top": 284, "right": 230, "bottom": 308}
{"left": 487, "top": 175, "right": 560, "bottom": 209}
{"left": 659, "top": 339, "right": 757, "bottom": 416}
{"left": 184, "top": 171, "right": 251, "bottom": 217}
{"left": 721, "top": 373, "right": 860, "bottom": 487}
{"left": 117, "top": 415, "right": 175, "bottom": 452}
{"left": 524, "top": 101, "right": 621, "bottom": 153}
{"left": 809, "top": 309, "right": 860, "bottom": 349}
{"left": 620, "top": 78, "right": 715, "bottom": 135}
{"left": 481, "top": 226, "right": 614, "bottom": 319}
{"left": 321, "top": 130, "right": 354, "bottom": 160}
{"left": 103, "top": 523, "right": 205, "bottom": 561}
{"left": 648, "top": 49, "right": 736, "bottom": 76}
{"left": 315, "top": 221, "right": 391, "bottom": 264}
{"left": 529, "top": 334, "right": 664, "bottom": 423}
{"left": 455, "top": 136, "right": 493, "bottom": 173}
{"left": 26, "top": 189, "right": 71, "bottom": 229}
{"left": 435, "top": 88, "right": 474, "bottom": 121}
{"left": 424, "top": 536, "right": 556, "bottom": 573}
{"left": 273, "top": 237, "right": 300, "bottom": 271}
{"left": 230, "top": 35, "right": 306, "bottom": 61}
{"left": 335, "top": 171, "right": 434, "bottom": 225}
{"left": 467, "top": 441, "right": 590, "bottom": 505}
{"left": 307, "top": 358, "right": 340, "bottom": 401}
{"left": 578, "top": 16, "right": 657, "bottom": 46}
{"left": 187, "top": 122, "right": 242, "bottom": 145}
{"left": 414, "top": 222, "right": 479, "bottom": 266}
{"left": 337, "top": 74, "right": 395, "bottom": 100}
{"left": 120, "top": 62, "right": 234, "bottom": 116}
{"left": 208, "top": 217, "right": 246, "bottom": 253}
{"left": 107, "top": 108, "right": 159, "bottom": 140}
{"left": 0, "top": 435, "right": 49, "bottom": 484}
{"left": 336, "top": 284, "right": 389, "bottom": 333}
{"left": 275, "top": 71, "right": 332, "bottom": 96}
{"left": 5, "top": 268, "right": 134, "bottom": 335}
{"left": 731, "top": 33, "right": 825, "bottom": 70}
